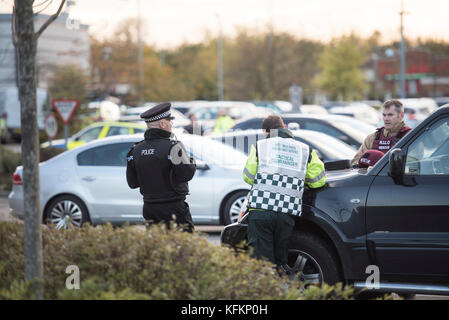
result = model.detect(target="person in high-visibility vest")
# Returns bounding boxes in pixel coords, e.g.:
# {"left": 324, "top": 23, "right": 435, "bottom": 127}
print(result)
{"left": 213, "top": 108, "right": 234, "bottom": 134}
{"left": 242, "top": 115, "right": 326, "bottom": 272}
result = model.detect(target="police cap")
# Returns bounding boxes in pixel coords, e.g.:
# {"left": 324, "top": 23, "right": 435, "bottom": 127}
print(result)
{"left": 140, "top": 102, "right": 175, "bottom": 123}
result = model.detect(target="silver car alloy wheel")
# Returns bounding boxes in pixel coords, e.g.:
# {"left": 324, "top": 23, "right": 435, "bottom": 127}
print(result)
{"left": 229, "top": 196, "right": 246, "bottom": 224}
{"left": 49, "top": 200, "right": 83, "bottom": 229}
{"left": 287, "top": 249, "right": 324, "bottom": 285}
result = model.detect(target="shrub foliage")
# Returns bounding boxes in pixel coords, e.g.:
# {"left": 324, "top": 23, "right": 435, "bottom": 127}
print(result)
{"left": 0, "top": 222, "right": 361, "bottom": 300}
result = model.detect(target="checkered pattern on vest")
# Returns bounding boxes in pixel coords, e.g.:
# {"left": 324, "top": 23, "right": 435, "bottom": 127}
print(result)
{"left": 248, "top": 172, "right": 304, "bottom": 216}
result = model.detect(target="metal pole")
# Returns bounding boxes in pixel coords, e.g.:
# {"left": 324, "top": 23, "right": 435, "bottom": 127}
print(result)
{"left": 217, "top": 14, "right": 224, "bottom": 101}
{"left": 64, "top": 124, "right": 68, "bottom": 149}
{"left": 399, "top": 0, "right": 406, "bottom": 98}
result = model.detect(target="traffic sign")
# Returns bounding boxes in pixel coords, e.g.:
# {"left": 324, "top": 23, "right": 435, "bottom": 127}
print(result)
{"left": 44, "top": 113, "right": 58, "bottom": 139}
{"left": 51, "top": 99, "right": 79, "bottom": 124}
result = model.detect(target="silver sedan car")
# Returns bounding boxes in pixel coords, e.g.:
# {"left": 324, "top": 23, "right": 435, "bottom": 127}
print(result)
{"left": 9, "top": 133, "right": 250, "bottom": 228}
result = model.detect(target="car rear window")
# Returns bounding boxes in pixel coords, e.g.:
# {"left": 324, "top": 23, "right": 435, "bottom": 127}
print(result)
{"left": 77, "top": 142, "right": 135, "bottom": 167}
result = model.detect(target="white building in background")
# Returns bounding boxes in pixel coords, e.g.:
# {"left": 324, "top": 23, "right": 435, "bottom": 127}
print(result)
{"left": 0, "top": 12, "right": 90, "bottom": 92}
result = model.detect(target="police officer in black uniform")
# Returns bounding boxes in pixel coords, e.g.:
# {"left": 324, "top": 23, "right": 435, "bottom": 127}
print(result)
{"left": 126, "top": 102, "right": 196, "bottom": 232}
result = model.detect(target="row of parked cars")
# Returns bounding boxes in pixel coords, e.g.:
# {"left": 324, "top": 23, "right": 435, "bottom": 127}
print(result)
{"left": 22, "top": 97, "right": 444, "bottom": 228}
{"left": 9, "top": 98, "right": 449, "bottom": 296}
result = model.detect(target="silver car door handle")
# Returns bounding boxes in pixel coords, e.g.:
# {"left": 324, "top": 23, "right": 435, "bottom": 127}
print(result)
{"left": 82, "top": 176, "right": 96, "bottom": 182}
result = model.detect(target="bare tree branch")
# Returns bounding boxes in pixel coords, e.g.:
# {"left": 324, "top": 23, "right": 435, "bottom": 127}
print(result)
{"left": 34, "top": 0, "right": 66, "bottom": 40}
{"left": 11, "top": 5, "right": 18, "bottom": 46}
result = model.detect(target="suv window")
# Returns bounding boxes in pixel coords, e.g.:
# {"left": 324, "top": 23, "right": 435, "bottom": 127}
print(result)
{"left": 106, "top": 126, "right": 131, "bottom": 137}
{"left": 77, "top": 142, "right": 134, "bottom": 167}
{"left": 405, "top": 117, "right": 449, "bottom": 175}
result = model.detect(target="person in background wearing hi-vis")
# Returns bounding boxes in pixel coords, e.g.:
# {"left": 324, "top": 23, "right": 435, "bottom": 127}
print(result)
{"left": 213, "top": 108, "right": 235, "bottom": 134}
{"left": 242, "top": 115, "right": 326, "bottom": 274}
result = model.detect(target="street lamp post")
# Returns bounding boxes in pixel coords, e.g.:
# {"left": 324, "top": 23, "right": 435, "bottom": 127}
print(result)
{"left": 399, "top": 0, "right": 406, "bottom": 98}
{"left": 217, "top": 14, "right": 224, "bottom": 101}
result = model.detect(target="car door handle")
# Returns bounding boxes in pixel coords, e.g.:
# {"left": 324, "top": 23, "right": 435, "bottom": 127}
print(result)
{"left": 82, "top": 176, "right": 96, "bottom": 182}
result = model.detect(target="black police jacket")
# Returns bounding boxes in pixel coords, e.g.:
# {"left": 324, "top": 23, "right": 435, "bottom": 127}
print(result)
{"left": 126, "top": 128, "right": 196, "bottom": 203}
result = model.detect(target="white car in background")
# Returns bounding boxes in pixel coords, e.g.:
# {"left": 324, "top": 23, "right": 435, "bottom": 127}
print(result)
{"left": 299, "top": 104, "right": 328, "bottom": 114}
{"left": 329, "top": 103, "right": 380, "bottom": 126}
{"left": 9, "top": 133, "right": 250, "bottom": 228}
{"left": 399, "top": 98, "right": 438, "bottom": 128}
{"left": 121, "top": 104, "right": 191, "bottom": 128}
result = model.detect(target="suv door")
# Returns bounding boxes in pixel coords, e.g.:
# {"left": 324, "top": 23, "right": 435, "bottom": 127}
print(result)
{"left": 365, "top": 116, "right": 449, "bottom": 282}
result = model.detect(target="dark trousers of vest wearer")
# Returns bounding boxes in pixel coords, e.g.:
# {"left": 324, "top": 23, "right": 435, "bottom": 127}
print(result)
{"left": 143, "top": 200, "right": 194, "bottom": 233}
{"left": 247, "top": 209, "right": 295, "bottom": 266}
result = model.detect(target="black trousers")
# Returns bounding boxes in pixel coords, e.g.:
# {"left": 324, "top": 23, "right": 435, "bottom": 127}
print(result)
{"left": 247, "top": 209, "right": 294, "bottom": 266}
{"left": 143, "top": 200, "right": 194, "bottom": 232}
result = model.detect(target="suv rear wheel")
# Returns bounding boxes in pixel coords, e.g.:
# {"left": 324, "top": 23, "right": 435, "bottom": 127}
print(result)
{"left": 288, "top": 231, "right": 342, "bottom": 286}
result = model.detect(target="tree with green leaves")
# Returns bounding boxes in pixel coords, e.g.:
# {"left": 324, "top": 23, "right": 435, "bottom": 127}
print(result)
{"left": 315, "top": 35, "right": 368, "bottom": 101}
{"left": 48, "top": 64, "right": 90, "bottom": 135}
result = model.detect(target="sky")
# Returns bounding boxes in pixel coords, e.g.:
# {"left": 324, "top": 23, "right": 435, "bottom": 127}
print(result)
{"left": 1, "top": 0, "right": 449, "bottom": 48}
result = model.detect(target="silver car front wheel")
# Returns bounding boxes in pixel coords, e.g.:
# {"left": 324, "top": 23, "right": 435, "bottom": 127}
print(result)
{"left": 223, "top": 191, "right": 248, "bottom": 225}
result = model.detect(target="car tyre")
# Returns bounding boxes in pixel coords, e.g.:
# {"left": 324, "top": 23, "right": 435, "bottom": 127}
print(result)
{"left": 222, "top": 191, "right": 248, "bottom": 225}
{"left": 288, "top": 231, "right": 342, "bottom": 286}
{"left": 44, "top": 195, "right": 90, "bottom": 229}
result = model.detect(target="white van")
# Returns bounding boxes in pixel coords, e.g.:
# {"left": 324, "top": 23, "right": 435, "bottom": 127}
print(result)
{"left": 0, "top": 87, "right": 49, "bottom": 143}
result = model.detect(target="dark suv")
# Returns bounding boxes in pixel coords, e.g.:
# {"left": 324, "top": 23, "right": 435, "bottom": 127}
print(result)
{"left": 221, "top": 105, "right": 449, "bottom": 296}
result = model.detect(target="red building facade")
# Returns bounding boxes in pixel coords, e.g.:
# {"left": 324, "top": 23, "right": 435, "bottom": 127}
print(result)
{"left": 376, "top": 48, "right": 449, "bottom": 98}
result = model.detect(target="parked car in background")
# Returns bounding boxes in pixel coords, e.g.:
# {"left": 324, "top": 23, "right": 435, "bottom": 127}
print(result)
{"left": 232, "top": 114, "right": 376, "bottom": 149}
{"left": 329, "top": 103, "right": 380, "bottom": 126}
{"left": 0, "top": 87, "right": 49, "bottom": 143}
{"left": 435, "top": 97, "right": 449, "bottom": 107}
{"left": 273, "top": 100, "right": 293, "bottom": 112}
{"left": 121, "top": 105, "right": 190, "bottom": 128}
{"left": 252, "top": 101, "right": 283, "bottom": 114}
{"left": 171, "top": 101, "right": 204, "bottom": 115}
{"left": 400, "top": 98, "right": 438, "bottom": 115}
{"left": 222, "top": 105, "right": 449, "bottom": 295}
{"left": 299, "top": 104, "right": 328, "bottom": 114}
{"left": 186, "top": 101, "right": 262, "bottom": 134}
{"left": 210, "top": 129, "right": 356, "bottom": 164}
{"left": 12, "top": 133, "right": 250, "bottom": 228}
{"left": 40, "top": 121, "right": 147, "bottom": 150}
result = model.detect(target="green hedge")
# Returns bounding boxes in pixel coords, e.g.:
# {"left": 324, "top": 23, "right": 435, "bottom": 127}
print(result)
{"left": 0, "top": 222, "right": 366, "bottom": 300}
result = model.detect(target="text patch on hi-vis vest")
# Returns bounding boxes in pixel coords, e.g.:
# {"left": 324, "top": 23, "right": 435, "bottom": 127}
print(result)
{"left": 258, "top": 137, "right": 308, "bottom": 174}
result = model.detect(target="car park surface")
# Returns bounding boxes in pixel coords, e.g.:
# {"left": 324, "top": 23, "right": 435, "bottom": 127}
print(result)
{"left": 222, "top": 105, "right": 449, "bottom": 295}
{"left": 11, "top": 133, "right": 250, "bottom": 228}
